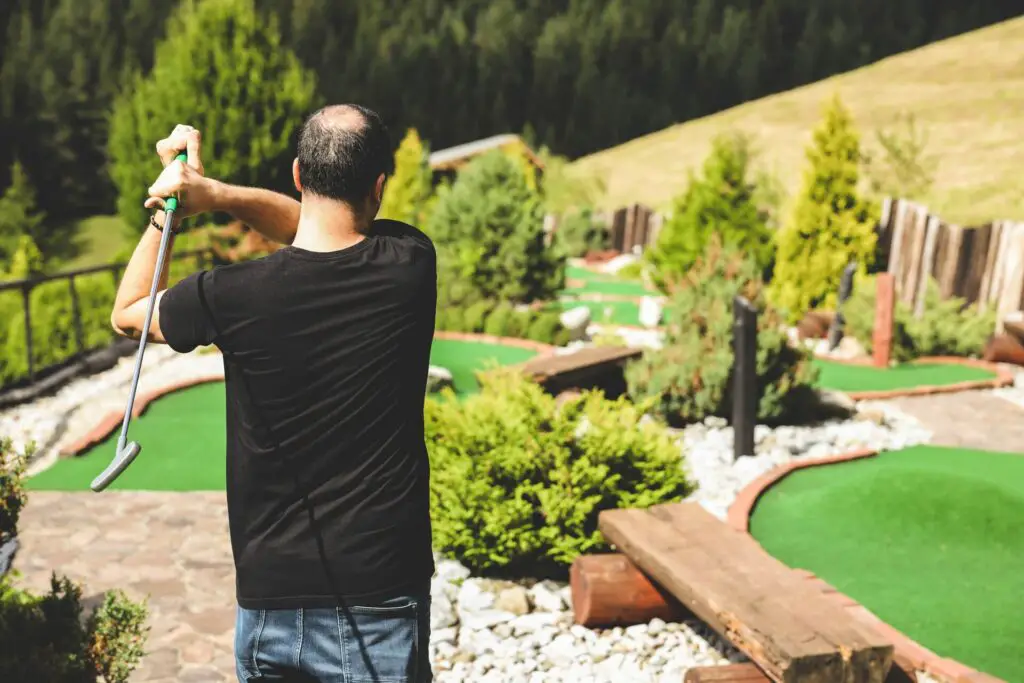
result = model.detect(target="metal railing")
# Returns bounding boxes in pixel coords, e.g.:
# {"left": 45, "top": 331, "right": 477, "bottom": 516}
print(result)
{"left": 0, "top": 248, "right": 215, "bottom": 388}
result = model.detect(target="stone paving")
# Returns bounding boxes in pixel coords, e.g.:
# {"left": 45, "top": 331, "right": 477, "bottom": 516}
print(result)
{"left": 888, "top": 389, "right": 1024, "bottom": 452}
{"left": 14, "top": 491, "right": 237, "bottom": 682}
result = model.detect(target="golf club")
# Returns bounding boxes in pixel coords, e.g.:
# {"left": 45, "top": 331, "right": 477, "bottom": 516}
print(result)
{"left": 91, "top": 152, "right": 188, "bottom": 492}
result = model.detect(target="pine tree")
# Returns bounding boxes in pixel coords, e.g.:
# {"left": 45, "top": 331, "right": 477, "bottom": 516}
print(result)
{"left": 377, "top": 128, "right": 433, "bottom": 227}
{"left": 770, "top": 95, "right": 879, "bottom": 321}
{"left": 0, "top": 161, "right": 47, "bottom": 266}
{"left": 108, "top": 0, "right": 319, "bottom": 231}
{"left": 647, "top": 132, "right": 773, "bottom": 293}
{"left": 428, "top": 150, "right": 565, "bottom": 304}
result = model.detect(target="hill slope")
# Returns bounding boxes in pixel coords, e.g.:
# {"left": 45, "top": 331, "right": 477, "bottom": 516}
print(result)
{"left": 572, "top": 17, "right": 1024, "bottom": 225}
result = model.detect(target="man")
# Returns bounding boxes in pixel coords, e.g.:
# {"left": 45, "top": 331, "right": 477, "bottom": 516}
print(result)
{"left": 110, "top": 106, "right": 436, "bottom": 682}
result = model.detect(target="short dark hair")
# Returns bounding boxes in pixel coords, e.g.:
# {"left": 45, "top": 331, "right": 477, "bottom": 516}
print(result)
{"left": 296, "top": 104, "right": 393, "bottom": 205}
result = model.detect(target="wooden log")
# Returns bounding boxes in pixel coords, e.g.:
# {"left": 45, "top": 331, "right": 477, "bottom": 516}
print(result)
{"left": 599, "top": 503, "right": 893, "bottom": 683}
{"left": 796, "top": 311, "right": 833, "bottom": 340}
{"left": 570, "top": 553, "right": 687, "bottom": 628}
{"left": 983, "top": 333, "right": 1024, "bottom": 366}
{"left": 873, "top": 274, "right": 896, "bottom": 368}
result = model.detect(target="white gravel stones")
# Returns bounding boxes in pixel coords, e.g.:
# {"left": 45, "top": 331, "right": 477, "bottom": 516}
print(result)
{"left": 429, "top": 556, "right": 742, "bottom": 682}
{"left": 684, "top": 401, "right": 932, "bottom": 520}
{"left": 595, "top": 254, "right": 639, "bottom": 275}
{"left": 992, "top": 368, "right": 1024, "bottom": 410}
{"left": 427, "top": 365, "right": 455, "bottom": 394}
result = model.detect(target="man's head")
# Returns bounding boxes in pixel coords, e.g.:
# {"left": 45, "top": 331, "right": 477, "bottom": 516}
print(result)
{"left": 294, "top": 104, "right": 393, "bottom": 217}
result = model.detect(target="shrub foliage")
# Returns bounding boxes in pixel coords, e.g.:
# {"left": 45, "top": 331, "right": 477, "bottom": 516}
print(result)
{"left": 845, "top": 275, "right": 995, "bottom": 361}
{"left": 770, "top": 95, "right": 878, "bottom": 322}
{"left": 428, "top": 150, "right": 565, "bottom": 304}
{"left": 628, "top": 239, "right": 819, "bottom": 426}
{"left": 426, "top": 371, "right": 693, "bottom": 577}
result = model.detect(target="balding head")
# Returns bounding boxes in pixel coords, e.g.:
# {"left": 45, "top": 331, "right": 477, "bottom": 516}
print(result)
{"left": 296, "top": 104, "right": 393, "bottom": 209}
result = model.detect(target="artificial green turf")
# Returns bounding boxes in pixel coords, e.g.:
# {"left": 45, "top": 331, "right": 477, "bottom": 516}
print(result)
{"left": 429, "top": 338, "right": 538, "bottom": 394}
{"left": 28, "top": 339, "right": 537, "bottom": 491}
{"left": 813, "top": 359, "right": 996, "bottom": 393}
{"left": 28, "top": 381, "right": 228, "bottom": 491}
{"left": 750, "top": 445, "right": 1024, "bottom": 681}
{"left": 559, "top": 298, "right": 643, "bottom": 326}
{"left": 564, "top": 265, "right": 653, "bottom": 297}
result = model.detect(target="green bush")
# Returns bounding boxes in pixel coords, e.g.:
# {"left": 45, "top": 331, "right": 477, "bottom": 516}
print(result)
{"left": 627, "top": 239, "right": 819, "bottom": 426}
{"left": 378, "top": 128, "right": 433, "bottom": 228}
{"left": 0, "top": 438, "right": 149, "bottom": 683}
{"left": 647, "top": 132, "right": 773, "bottom": 293}
{"left": 526, "top": 311, "right": 563, "bottom": 344}
{"left": 1, "top": 273, "right": 117, "bottom": 385}
{"left": 428, "top": 150, "right": 566, "bottom": 303}
{"left": 845, "top": 276, "right": 995, "bottom": 361}
{"left": 615, "top": 261, "right": 644, "bottom": 281}
{"left": 506, "top": 309, "right": 533, "bottom": 339}
{"left": 553, "top": 207, "right": 608, "bottom": 258}
{"left": 483, "top": 303, "right": 515, "bottom": 337}
{"left": 109, "top": 0, "right": 318, "bottom": 230}
{"left": 463, "top": 301, "right": 495, "bottom": 334}
{"left": 426, "top": 371, "right": 693, "bottom": 577}
{"left": 770, "top": 95, "right": 878, "bottom": 322}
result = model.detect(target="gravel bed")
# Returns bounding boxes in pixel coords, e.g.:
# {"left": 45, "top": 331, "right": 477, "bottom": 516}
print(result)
{"left": 428, "top": 555, "right": 744, "bottom": 683}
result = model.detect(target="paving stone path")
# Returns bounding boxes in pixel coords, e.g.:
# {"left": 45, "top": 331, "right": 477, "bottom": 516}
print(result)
{"left": 887, "top": 389, "right": 1024, "bottom": 452}
{"left": 14, "top": 491, "right": 237, "bottom": 682}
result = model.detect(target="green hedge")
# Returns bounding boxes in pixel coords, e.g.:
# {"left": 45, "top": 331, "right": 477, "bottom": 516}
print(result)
{"left": 426, "top": 371, "right": 693, "bottom": 578}
{"left": 436, "top": 278, "right": 572, "bottom": 346}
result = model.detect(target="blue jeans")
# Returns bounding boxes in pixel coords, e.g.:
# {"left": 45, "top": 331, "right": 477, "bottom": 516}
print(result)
{"left": 234, "top": 594, "right": 432, "bottom": 682}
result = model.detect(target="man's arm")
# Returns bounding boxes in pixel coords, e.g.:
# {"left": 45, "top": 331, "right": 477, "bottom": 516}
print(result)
{"left": 207, "top": 181, "right": 300, "bottom": 245}
{"left": 110, "top": 215, "right": 175, "bottom": 343}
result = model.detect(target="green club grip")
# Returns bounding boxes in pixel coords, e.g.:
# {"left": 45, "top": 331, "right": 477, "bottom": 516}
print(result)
{"left": 164, "top": 152, "right": 188, "bottom": 213}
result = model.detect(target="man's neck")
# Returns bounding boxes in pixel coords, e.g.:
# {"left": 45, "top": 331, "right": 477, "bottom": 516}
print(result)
{"left": 290, "top": 195, "right": 372, "bottom": 252}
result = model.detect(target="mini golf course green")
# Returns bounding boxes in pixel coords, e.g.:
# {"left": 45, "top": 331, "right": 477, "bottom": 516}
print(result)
{"left": 564, "top": 265, "right": 654, "bottom": 298}
{"left": 750, "top": 445, "right": 1024, "bottom": 681}
{"left": 559, "top": 298, "right": 644, "bottom": 326}
{"left": 812, "top": 359, "right": 996, "bottom": 393}
{"left": 28, "top": 338, "right": 538, "bottom": 491}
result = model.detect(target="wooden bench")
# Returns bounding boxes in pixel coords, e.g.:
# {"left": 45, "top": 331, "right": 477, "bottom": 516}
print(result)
{"left": 515, "top": 345, "right": 642, "bottom": 397}
{"left": 598, "top": 502, "right": 894, "bottom": 683}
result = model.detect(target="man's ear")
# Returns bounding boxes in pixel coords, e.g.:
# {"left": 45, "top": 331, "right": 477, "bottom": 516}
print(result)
{"left": 292, "top": 158, "right": 302, "bottom": 193}
{"left": 375, "top": 174, "right": 386, "bottom": 204}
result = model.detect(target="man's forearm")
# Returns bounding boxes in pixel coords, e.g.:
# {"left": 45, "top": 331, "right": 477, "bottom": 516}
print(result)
{"left": 211, "top": 181, "right": 300, "bottom": 245}
{"left": 111, "top": 215, "right": 175, "bottom": 330}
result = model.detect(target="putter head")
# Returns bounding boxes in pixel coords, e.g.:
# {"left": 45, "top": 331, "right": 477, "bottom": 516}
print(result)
{"left": 90, "top": 442, "right": 142, "bottom": 492}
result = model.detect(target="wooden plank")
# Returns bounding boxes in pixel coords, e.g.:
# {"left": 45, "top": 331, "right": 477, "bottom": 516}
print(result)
{"left": 902, "top": 204, "right": 929, "bottom": 306}
{"left": 995, "top": 224, "right": 1024, "bottom": 332}
{"left": 517, "top": 345, "right": 642, "bottom": 380}
{"left": 938, "top": 224, "right": 963, "bottom": 298}
{"left": 978, "top": 221, "right": 1004, "bottom": 311}
{"left": 600, "top": 503, "right": 893, "bottom": 683}
{"left": 886, "top": 200, "right": 907, "bottom": 277}
{"left": 964, "top": 226, "right": 992, "bottom": 305}
{"left": 913, "top": 215, "right": 940, "bottom": 318}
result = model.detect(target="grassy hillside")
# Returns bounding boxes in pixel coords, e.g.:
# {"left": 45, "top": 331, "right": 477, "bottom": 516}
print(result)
{"left": 65, "top": 215, "right": 131, "bottom": 269}
{"left": 572, "top": 17, "right": 1024, "bottom": 226}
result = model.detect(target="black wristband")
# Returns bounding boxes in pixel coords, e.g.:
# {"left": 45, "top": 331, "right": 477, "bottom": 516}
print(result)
{"left": 150, "top": 212, "right": 181, "bottom": 234}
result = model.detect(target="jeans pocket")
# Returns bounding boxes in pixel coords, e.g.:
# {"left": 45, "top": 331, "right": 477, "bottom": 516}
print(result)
{"left": 234, "top": 607, "right": 266, "bottom": 682}
{"left": 339, "top": 597, "right": 421, "bottom": 683}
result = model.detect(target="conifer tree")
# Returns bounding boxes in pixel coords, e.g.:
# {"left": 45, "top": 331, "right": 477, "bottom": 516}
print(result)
{"left": 377, "top": 128, "right": 433, "bottom": 227}
{"left": 428, "top": 150, "right": 564, "bottom": 303}
{"left": 0, "top": 161, "right": 47, "bottom": 266}
{"left": 108, "top": 0, "right": 319, "bottom": 231}
{"left": 647, "top": 132, "right": 772, "bottom": 293}
{"left": 770, "top": 95, "right": 878, "bottom": 321}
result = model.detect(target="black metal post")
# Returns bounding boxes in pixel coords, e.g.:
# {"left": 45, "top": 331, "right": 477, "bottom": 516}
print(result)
{"left": 827, "top": 261, "right": 858, "bottom": 350}
{"left": 21, "top": 284, "right": 34, "bottom": 383}
{"left": 68, "top": 275, "right": 85, "bottom": 355}
{"left": 732, "top": 296, "right": 758, "bottom": 460}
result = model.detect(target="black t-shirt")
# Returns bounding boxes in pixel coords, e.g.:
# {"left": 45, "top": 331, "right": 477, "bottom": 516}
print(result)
{"left": 159, "top": 219, "right": 436, "bottom": 609}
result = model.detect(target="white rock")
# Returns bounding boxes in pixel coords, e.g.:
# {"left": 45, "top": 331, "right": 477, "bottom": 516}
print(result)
{"left": 511, "top": 612, "right": 562, "bottom": 636}
{"left": 529, "top": 580, "right": 566, "bottom": 612}
{"left": 639, "top": 296, "right": 664, "bottom": 328}
{"left": 560, "top": 306, "right": 592, "bottom": 342}
{"left": 494, "top": 586, "right": 531, "bottom": 615}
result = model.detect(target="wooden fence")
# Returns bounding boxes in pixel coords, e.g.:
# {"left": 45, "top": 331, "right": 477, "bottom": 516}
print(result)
{"left": 877, "top": 198, "right": 1024, "bottom": 329}
{"left": 546, "top": 204, "right": 665, "bottom": 254}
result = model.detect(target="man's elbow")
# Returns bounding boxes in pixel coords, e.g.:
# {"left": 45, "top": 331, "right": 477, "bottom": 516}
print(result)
{"left": 110, "top": 309, "right": 133, "bottom": 339}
